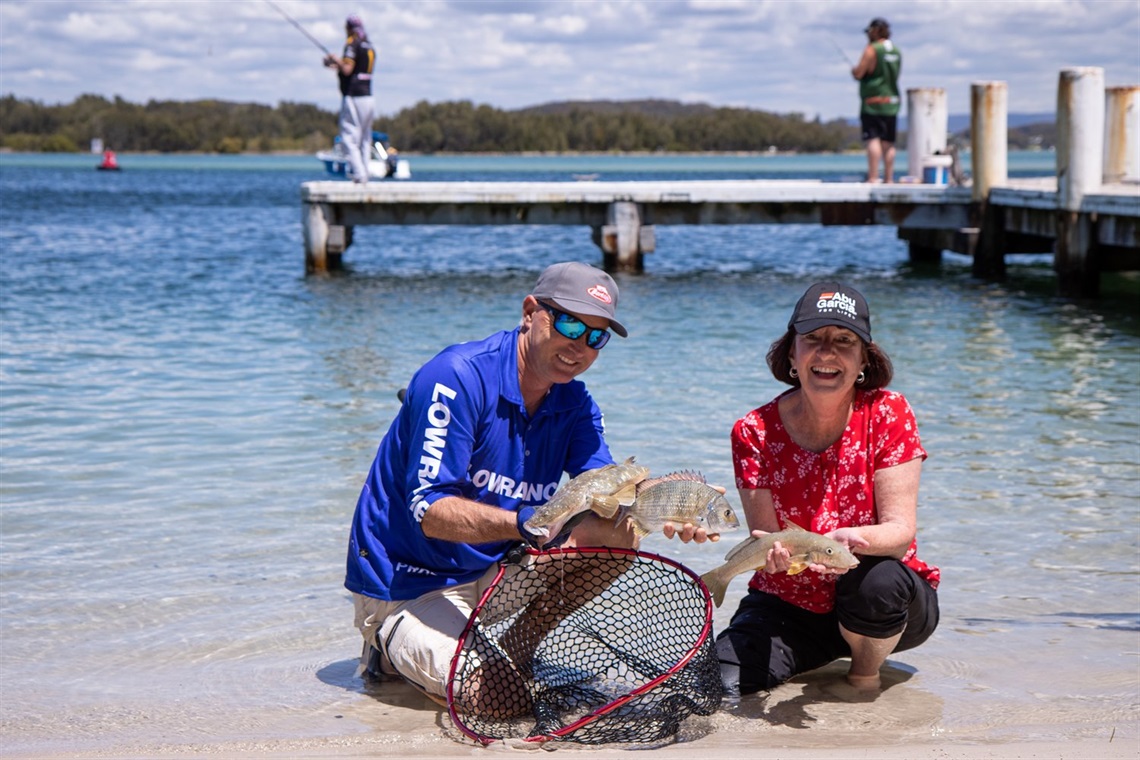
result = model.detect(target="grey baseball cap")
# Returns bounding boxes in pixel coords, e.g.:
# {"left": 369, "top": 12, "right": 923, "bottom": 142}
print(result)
{"left": 532, "top": 262, "right": 628, "bottom": 337}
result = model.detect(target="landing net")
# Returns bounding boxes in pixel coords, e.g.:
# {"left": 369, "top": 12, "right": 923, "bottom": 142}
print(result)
{"left": 446, "top": 546, "right": 722, "bottom": 745}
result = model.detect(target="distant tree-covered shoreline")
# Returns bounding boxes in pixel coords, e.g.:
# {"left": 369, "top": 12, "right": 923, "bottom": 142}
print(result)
{"left": 0, "top": 94, "right": 863, "bottom": 154}
{"left": 0, "top": 94, "right": 1053, "bottom": 154}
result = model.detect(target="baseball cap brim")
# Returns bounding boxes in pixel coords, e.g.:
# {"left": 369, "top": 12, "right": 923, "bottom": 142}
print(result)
{"left": 547, "top": 296, "right": 628, "bottom": 337}
{"left": 792, "top": 316, "right": 871, "bottom": 344}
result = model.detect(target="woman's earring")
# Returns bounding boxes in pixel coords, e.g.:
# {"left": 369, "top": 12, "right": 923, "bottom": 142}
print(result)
{"left": 856, "top": 371, "right": 866, "bottom": 385}
{"left": 789, "top": 367, "right": 799, "bottom": 378}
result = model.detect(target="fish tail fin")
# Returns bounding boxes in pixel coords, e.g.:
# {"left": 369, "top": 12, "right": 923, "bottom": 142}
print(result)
{"left": 699, "top": 570, "right": 727, "bottom": 607}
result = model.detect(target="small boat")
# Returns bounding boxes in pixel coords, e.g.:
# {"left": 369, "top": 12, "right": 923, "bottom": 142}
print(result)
{"left": 97, "top": 150, "right": 121, "bottom": 172}
{"left": 317, "top": 131, "right": 410, "bottom": 181}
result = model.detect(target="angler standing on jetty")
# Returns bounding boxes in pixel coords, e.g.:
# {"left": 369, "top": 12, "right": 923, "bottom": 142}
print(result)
{"left": 851, "top": 17, "right": 901, "bottom": 183}
{"left": 324, "top": 14, "right": 375, "bottom": 184}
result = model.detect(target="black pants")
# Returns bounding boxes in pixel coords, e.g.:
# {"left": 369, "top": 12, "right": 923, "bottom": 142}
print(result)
{"left": 716, "top": 556, "right": 939, "bottom": 694}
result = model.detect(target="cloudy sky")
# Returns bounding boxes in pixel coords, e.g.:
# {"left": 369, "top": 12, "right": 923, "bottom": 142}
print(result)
{"left": 1, "top": 0, "right": 1137, "bottom": 121}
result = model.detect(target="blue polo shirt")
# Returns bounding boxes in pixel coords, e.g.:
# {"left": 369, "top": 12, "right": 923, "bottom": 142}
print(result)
{"left": 345, "top": 328, "right": 614, "bottom": 601}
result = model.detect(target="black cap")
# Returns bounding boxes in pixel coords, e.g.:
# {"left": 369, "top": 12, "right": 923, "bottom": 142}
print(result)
{"left": 788, "top": 282, "right": 872, "bottom": 343}
{"left": 865, "top": 17, "right": 889, "bottom": 32}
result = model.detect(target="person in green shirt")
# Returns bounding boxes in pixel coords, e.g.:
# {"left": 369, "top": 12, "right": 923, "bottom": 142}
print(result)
{"left": 851, "top": 18, "right": 901, "bottom": 183}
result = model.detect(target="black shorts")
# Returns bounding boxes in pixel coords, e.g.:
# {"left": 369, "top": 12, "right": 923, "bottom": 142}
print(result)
{"left": 715, "top": 556, "right": 939, "bottom": 694}
{"left": 861, "top": 113, "right": 898, "bottom": 144}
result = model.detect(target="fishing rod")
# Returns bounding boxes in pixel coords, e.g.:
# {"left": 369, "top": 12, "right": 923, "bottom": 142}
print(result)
{"left": 264, "top": 0, "right": 331, "bottom": 56}
{"left": 828, "top": 35, "right": 854, "bottom": 68}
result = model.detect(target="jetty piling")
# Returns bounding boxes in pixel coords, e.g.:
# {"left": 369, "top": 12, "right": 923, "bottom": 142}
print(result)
{"left": 968, "top": 81, "right": 1010, "bottom": 279}
{"left": 1104, "top": 85, "right": 1139, "bottom": 184}
{"left": 905, "top": 87, "right": 949, "bottom": 181}
{"left": 1056, "top": 67, "right": 1107, "bottom": 297}
{"left": 300, "top": 67, "right": 1139, "bottom": 297}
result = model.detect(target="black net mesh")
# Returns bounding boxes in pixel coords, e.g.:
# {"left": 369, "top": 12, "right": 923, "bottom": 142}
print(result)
{"left": 447, "top": 547, "right": 723, "bottom": 745}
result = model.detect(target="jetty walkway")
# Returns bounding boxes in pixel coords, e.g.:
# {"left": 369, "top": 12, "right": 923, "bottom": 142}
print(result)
{"left": 299, "top": 68, "right": 1139, "bottom": 297}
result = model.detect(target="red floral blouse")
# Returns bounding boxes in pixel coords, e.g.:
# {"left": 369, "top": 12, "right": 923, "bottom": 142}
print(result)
{"left": 731, "top": 388, "right": 940, "bottom": 613}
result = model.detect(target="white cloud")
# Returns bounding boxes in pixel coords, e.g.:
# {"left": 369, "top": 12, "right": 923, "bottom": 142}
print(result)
{"left": 0, "top": 0, "right": 1136, "bottom": 120}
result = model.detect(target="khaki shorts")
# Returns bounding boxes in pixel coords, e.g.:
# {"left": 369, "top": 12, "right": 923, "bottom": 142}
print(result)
{"left": 353, "top": 563, "right": 503, "bottom": 698}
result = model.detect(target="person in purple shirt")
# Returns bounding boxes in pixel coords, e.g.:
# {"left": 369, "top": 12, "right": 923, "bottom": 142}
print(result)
{"left": 345, "top": 262, "right": 718, "bottom": 705}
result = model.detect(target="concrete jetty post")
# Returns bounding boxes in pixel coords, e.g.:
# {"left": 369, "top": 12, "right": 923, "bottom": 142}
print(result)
{"left": 302, "top": 201, "right": 348, "bottom": 274}
{"left": 971, "top": 82, "right": 1009, "bottom": 202}
{"left": 1056, "top": 66, "right": 1106, "bottom": 296}
{"left": 905, "top": 87, "right": 948, "bottom": 181}
{"left": 596, "top": 201, "right": 653, "bottom": 272}
{"left": 303, "top": 202, "right": 330, "bottom": 274}
{"left": 1104, "top": 85, "right": 1140, "bottom": 184}
{"left": 971, "top": 81, "right": 1010, "bottom": 279}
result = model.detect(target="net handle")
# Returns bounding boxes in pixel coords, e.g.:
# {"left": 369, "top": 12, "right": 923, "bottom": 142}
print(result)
{"left": 445, "top": 546, "right": 715, "bottom": 745}
{"left": 445, "top": 559, "right": 509, "bottom": 744}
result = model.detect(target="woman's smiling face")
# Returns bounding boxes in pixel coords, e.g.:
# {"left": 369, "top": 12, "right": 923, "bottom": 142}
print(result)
{"left": 790, "top": 325, "right": 866, "bottom": 389}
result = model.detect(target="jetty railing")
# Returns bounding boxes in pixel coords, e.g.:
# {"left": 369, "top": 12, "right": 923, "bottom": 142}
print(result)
{"left": 300, "top": 67, "right": 1139, "bottom": 298}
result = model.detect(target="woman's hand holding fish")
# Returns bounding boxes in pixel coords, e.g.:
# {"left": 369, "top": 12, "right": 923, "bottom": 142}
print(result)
{"left": 761, "top": 537, "right": 793, "bottom": 574}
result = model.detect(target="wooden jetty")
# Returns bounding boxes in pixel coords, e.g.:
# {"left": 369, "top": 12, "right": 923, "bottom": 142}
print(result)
{"left": 300, "top": 68, "right": 1139, "bottom": 297}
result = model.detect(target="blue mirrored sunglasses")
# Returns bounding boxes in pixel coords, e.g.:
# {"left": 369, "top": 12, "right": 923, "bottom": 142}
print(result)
{"left": 540, "top": 303, "right": 611, "bottom": 350}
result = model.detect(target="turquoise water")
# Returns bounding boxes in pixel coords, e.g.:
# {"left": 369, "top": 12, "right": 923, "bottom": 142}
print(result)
{"left": 0, "top": 152, "right": 1136, "bottom": 753}
{"left": 0, "top": 148, "right": 1058, "bottom": 178}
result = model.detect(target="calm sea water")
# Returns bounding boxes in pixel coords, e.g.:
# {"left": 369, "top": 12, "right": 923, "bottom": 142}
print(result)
{"left": 1, "top": 151, "right": 1137, "bottom": 754}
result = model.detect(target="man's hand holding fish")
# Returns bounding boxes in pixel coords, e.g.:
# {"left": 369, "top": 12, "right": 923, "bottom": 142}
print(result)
{"left": 657, "top": 482, "right": 733, "bottom": 544}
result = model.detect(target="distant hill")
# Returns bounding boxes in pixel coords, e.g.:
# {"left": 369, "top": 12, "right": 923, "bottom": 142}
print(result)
{"left": 523, "top": 101, "right": 1057, "bottom": 134}
{"left": 517, "top": 99, "right": 719, "bottom": 118}
{"left": 948, "top": 112, "right": 1053, "bottom": 131}
{"left": 846, "top": 112, "right": 1055, "bottom": 132}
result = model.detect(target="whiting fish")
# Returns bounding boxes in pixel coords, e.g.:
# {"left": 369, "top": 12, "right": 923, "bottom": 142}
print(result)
{"left": 700, "top": 524, "right": 859, "bottom": 607}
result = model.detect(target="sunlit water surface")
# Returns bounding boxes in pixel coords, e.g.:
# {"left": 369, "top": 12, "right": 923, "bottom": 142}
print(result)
{"left": 1, "top": 152, "right": 1137, "bottom": 754}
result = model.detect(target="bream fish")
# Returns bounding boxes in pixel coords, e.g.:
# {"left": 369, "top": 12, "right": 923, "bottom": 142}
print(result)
{"left": 618, "top": 471, "right": 741, "bottom": 538}
{"left": 700, "top": 523, "right": 859, "bottom": 607}
{"left": 524, "top": 456, "right": 649, "bottom": 547}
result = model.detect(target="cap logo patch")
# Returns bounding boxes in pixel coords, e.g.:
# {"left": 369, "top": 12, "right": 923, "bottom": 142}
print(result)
{"left": 587, "top": 284, "right": 613, "bottom": 304}
{"left": 815, "top": 291, "right": 858, "bottom": 320}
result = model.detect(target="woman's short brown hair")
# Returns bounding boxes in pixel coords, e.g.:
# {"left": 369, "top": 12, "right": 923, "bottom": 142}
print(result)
{"left": 766, "top": 328, "right": 894, "bottom": 389}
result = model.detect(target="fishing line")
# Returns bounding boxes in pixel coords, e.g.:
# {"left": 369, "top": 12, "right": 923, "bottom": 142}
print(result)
{"left": 264, "top": 0, "right": 331, "bottom": 56}
{"left": 828, "top": 35, "right": 854, "bottom": 68}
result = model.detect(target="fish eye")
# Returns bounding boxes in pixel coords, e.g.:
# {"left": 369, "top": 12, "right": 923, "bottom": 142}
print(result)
{"left": 825, "top": 547, "right": 835, "bottom": 555}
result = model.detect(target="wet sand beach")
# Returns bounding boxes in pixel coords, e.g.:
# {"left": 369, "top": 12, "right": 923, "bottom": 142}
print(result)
{"left": 7, "top": 651, "right": 1136, "bottom": 760}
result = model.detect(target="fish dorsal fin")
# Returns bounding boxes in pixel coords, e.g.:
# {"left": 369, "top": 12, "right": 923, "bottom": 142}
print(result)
{"left": 722, "top": 535, "right": 760, "bottom": 563}
{"left": 636, "top": 469, "right": 706, "bottom": 492}
{"left": 622, "top": 455, "right": 637, "bottom": 465}
{"left": 782, "top": 521, "right": 810, "bottom": 533}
